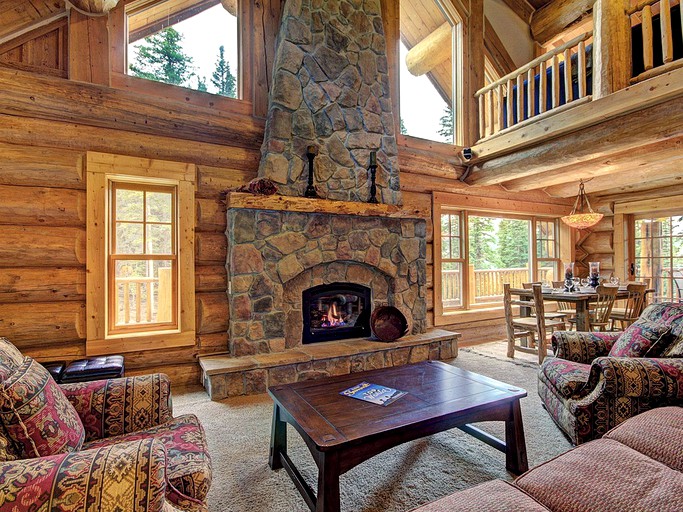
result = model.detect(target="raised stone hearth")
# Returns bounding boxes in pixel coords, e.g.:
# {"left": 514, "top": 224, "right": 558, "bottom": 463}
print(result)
{"left": 201, "top": 329, "right": 460, "bottom": 399}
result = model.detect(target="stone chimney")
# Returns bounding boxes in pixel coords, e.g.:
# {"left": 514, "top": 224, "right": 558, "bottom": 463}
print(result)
{"left": 258, "top": 0, "right": 401, "bottom": 204}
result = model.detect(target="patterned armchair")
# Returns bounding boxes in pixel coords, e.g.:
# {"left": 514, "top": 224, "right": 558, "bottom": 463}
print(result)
{"left": 0, "top": 337, "right": 211, "bottom": 512}
{"left": 539, "top": 303, "right": 683, "bottom": 445}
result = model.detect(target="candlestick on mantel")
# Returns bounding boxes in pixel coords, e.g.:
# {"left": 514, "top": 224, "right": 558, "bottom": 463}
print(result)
{"left": 368, "top": 151, "right": 378, "bottom": 204}
{"left": 304, "top": 146, "right": 319, "bottom": 198}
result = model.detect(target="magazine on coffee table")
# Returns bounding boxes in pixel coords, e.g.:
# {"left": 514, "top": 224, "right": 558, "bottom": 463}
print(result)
{"left": 340, "top": 381, "right": 407, "bottom": 406}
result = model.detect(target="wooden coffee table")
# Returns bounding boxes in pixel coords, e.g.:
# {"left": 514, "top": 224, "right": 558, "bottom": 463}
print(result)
{"left": 268, "top": 360, "right": 528, "bottom": 512}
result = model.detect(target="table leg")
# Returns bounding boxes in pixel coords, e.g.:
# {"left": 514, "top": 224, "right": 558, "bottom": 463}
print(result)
{"left": 269, "top": 404, "right": 287, "bottom": 470}
{"left": 575, "top": 300, "right": 589, "bottom": 332}
{"left": 316, "top": 451, "right": 341, "bottom": 512}
{"left": 505, "top": 400, "right": 528, "bottom": 474}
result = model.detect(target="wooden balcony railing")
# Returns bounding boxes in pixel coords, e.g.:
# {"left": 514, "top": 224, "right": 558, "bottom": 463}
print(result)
{"left": 629, "top": 0, "right": 683, "bottom": 83}
{"left": 114, "top": 268, "right": 173, "bottom": 326}
{"left": 475, "top": 32, "right": 593, "bottom": 140}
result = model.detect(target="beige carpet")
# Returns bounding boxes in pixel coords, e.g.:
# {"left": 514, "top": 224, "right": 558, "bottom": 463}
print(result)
{"left": 173, "top": 349, "right": 572, "bottom": 512}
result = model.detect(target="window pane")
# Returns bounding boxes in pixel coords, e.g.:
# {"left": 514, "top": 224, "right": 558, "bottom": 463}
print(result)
{"left": 442, "top": 262, "right": 462, "bottom": 308}
{"left": 113, "top": 260, "right": 173, "bottom": 327}
{"left": 399, "top": 0, "right": 455, "bottom": 143}
{"left": 537, "top": 261, "right": 556, "bottom": 285}
{"left": 116, "top": 188, "right": 144, "bottom": 221}
{"left": 441, "top": 237, "right": 451, "bottom": 259}
{"left": 441, "top": 215, "right": 450, "bottom": 236}
{"left": 147, "top": 191, "right": 172, "bottom": 222}
{"left": 147, "top": 224, "right": 172, "bottom": 254}
{"left": 116, "top": 222, "right": 144, "bottom": 254}
{"left": 450, "top": 215, "right": 459, "bottom": 236}
{"left": 469, "top": 216, "right": 530, "bottom": 304}
{"left": 450, "top": 239, "right": 460, "bottom": 259}
{"left": 127, "top": 3, "right": 238, "bottom": 97}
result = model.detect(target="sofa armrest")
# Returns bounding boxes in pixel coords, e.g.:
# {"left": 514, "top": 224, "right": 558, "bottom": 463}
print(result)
{"left": 593, "top": 357, "right": 683, "bottom": 399}
{"left": 61, "top": 373, "right": 173, "bottom": 441}
{"left": 0, "top": 439, "right": 168, "bottom": 512}
{"left": 552, "top": 331, "right": 621, "bottom": 363}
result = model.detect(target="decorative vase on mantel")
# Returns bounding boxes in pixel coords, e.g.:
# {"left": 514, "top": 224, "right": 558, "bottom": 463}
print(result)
{"left": 564, "top": 262, "right": 576, "bottom": 292}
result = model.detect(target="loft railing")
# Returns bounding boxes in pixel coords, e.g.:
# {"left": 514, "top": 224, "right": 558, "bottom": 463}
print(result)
{"left": 629, "top": 0, "right": 683, "bottom": 83}
{"left": 475, "top": 32, "right": 593, "bottom": 140}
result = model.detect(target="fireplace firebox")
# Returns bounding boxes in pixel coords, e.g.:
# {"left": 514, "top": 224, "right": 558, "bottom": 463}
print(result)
{"left": 302, "top": 283, "right": 371, "bottom": 344}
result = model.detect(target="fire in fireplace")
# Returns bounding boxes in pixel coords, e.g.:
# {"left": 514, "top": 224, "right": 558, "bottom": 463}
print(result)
{"left": 302, "top": 283, "right": 371, "bottom": 344}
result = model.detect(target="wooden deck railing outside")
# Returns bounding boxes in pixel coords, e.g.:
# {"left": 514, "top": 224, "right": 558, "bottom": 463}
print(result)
{"left": 114, "top": 268, "right": 173, "bottom": 326}
{"left": 629, "top": 0, "right": 683, "bottom": 83}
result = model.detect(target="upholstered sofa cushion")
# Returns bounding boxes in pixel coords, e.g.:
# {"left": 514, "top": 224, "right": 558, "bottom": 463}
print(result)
{"left": 608, "top": 319, "right": 672, "bottom": 357}
{"left": 516, "top": 438, "right": 683, "bottom": 512}
{"left": 0, "top": 337, "right": 25, "bottom": 381}
{"left": 0, "top": 357, "right": 85, "bottom": 458}
{"left": 662, "top": 335, "right": 683, "bottom": 357}
{"left": 541, "top": 357, "right": 592, "bottom": 398}
{"left": 604, "top": 406, "right": 683, "bottom": 472}
{"left": 411, "top": 480, "right": 549, "bottom": 511}
{"left": 84, "top": 413, "right": 211, "bottom": 503}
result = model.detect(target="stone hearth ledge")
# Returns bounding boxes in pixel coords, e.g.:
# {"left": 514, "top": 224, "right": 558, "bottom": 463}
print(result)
{"left": 200, "top": 329, "right": 460, "bottom": 400}
{"left": 225, "top": 192, "right": 428, "bottom": 219}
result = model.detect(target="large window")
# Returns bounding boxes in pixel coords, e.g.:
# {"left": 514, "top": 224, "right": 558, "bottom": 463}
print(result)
{"left": 633, "top": 214, "right": 683, "bottom": 302}
{"left": 434, "top": 194, "right": 566, "bottom": 323}
{"left": 399, "top": 0, "right": 461, "bottom": 144}
{"left": 87, "top": 152, "right": 196, "bottom": 355}
{"left": 126, "top": 0, "right": 239, "bottom": 97}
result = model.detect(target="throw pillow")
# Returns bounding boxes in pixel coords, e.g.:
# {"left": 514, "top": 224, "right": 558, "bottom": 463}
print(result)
{"left": 0, "top": 357, "right": 85, "bottom": 458}
{"left": 609, "top": 319, "right": 672, "bottom": 358}
{"left": 662, "top": 336, "right": 683, "bottom": 357}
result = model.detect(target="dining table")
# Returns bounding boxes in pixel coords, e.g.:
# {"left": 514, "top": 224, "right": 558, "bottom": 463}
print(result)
{"left": 518, "top": 287, "right": 650, "bottom": 332}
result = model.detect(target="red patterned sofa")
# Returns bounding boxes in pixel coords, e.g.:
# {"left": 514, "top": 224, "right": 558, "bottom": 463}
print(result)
{"left": 538, "top": 302, "right": 683, "bottom": 445}
{"left": 0, "top": 337, "right": 211, "bottom": 512}
{"left": 413, "top": 406, "right": 683, "bottom": 511}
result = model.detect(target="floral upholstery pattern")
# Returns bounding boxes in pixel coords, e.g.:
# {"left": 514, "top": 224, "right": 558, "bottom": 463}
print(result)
{"left": 0, "top": 338, "right": 210, "bottom": 512}
{"left": 0, "top": 357, "right": 85, "bottom": 458}
{"left": 540, "top": 357, "right": 593, "bottom": 398}
{"left": 85, "top": 414, "right": 212, "bottom": 505}
{"left": 61, "top": 374, "right": 173, "bottom": 441}
{"left": 539, "top": 303, "right": 683, "bottom": 445}
{"left": 663, "top": 336, "right": 683, "bottom": 357}
{"left": 609, "top": 319, "right": 672, "bottom": 357}
{"left": 0, "top": 438, "right": 168, "bottom": 512}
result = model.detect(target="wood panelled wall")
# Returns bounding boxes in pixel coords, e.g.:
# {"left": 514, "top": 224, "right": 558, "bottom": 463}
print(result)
{"left": 0, "top": 0, "right": 574, "bottom": 385}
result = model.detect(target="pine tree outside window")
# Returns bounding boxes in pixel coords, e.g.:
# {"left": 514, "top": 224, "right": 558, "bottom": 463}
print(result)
{"left": 125, "top": 0, "right": 239, "bottom": 98}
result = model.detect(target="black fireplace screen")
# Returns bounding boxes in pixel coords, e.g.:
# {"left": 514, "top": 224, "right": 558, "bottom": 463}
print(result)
{"left": 302, "top": 283, "right": 371, "bottom": 344}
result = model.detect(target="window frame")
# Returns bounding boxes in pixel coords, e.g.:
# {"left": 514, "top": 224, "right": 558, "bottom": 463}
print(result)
{"left": 86, "top": 152, "right": 196, "bottom": 356}
{"left": 109, "top": 0, "right": 250, "bottom": 113}
{"left": 433, "top": 191, "right": 572, "bottom": 325}
{"left": 108, "top": 181, "right": 179, "bottom": 335}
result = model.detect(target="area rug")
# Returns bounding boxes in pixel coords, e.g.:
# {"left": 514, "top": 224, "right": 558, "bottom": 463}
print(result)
{"left": 173, "top": 350, "right": 572, "bottom": 512}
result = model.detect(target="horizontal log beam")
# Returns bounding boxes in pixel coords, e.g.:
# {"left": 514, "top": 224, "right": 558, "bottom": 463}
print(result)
{"left": 530, "top": 0, "right": 594, "bottom": 45}
{"left": 197, "top": 165, "right": 257, "bottom": 199}
{"left": 195, "top": 265, "right": 228, "bottom": 292}
{"left": 0, "top": 301, "right": 85, "bottom": 344}
{"left": 0, "top": 184, "right": 85, "bottom": 226}
{"left": 198, "top": 332, "right": 229, "bottom": 355}
{"left": 405, "top": 22, "right": 452, "bottom": 76}
{"left": 196, "top": 232, "right": 227, "bottom": 264}
{"left": 503, "top": 136, "right": 683, "bottom": 192}
{"left": 0, "top": 226, "right": 86, "bottom": 267}
{"left": 0, "top": 267, "right": 85, "bottom": 303}
{"left": 0, "top": 67, "right": 265, "bottom": 150}
{"left": 196, "top": 292, "right": 229, "bottom": 334}
{"left": 0, "top": 141, "right": 83, "bottom": 189}
{"left": 196, "top": 197, "right": 228, "bottom": 232}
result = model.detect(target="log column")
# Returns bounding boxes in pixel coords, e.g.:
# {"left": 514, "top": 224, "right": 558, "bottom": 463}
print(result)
{"left": 593, "top": 0, "right": 631, "bottom": 98}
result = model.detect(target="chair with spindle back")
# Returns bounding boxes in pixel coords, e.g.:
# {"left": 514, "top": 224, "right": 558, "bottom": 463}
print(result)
{"left": 504, "top": 283, "right": 564, "bottom": 364}
{"left": 522, "top": 282, "right": 568, "bottom": 325}
{"left": 552, "top": 280, "right": 576, "bottom": 327}
{"left": 589, "top": 285, "right": 619, "bottom": 331}
{"left": 609, "top": 283, "right": 647, "bottom": 330}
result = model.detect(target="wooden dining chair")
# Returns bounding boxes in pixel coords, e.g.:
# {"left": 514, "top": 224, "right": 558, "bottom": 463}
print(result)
{"left": 609, "top": 283, "right": 647, "bottom": 330}
{"left": 522, "top": 282, "right": 568, "bottom": 325}
{"left": 551, "top": 281, "right": 576, "bottom": 327}
{"left": 504, "top": 283, "right": 564, "bottom": 364}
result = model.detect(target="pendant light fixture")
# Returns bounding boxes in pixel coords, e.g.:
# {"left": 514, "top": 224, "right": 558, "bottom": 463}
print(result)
{"left": 560, "top": 180, "right": 604, "bottom": 229}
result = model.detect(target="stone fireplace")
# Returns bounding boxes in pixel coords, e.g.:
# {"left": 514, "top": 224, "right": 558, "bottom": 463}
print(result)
{"left": 198, "top": 0, "right": 460, "bottom": 400}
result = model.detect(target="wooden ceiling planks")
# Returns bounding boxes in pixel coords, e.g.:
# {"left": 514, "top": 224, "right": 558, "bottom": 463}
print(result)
{"left": 0, "top": 0, "right": 66, "bottom": 42}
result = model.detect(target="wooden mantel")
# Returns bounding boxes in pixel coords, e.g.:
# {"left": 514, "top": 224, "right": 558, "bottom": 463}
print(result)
{"left": 225, "top": 192, "right": 428, "bottom": 219}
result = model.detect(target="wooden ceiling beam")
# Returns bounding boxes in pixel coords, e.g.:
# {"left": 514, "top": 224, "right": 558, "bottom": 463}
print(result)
{"left": 68, "top": 0, "right": 120, "bottom": 15}
{"left": 530, "top": 0, "right": 594, "bottom": 44}
{"left": 405, "top": 21, "right": 451, "bottom": 76}
{"left": 502, "top": 136, "right": 683, "bottom": 192}
{"left": 466, "top": 98, "right": 683, "bottom": 187}
{"left": 544, "top": 152, "right": 683, "bottom": 197}
{"left": 596, "top": 183, "right": 683, "bottom": 203}
{"left": 127, "top": 0, "right": 221, "bottom": 42}
{"left": 500, "top": 0, "right": 535, "bottom": 23}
